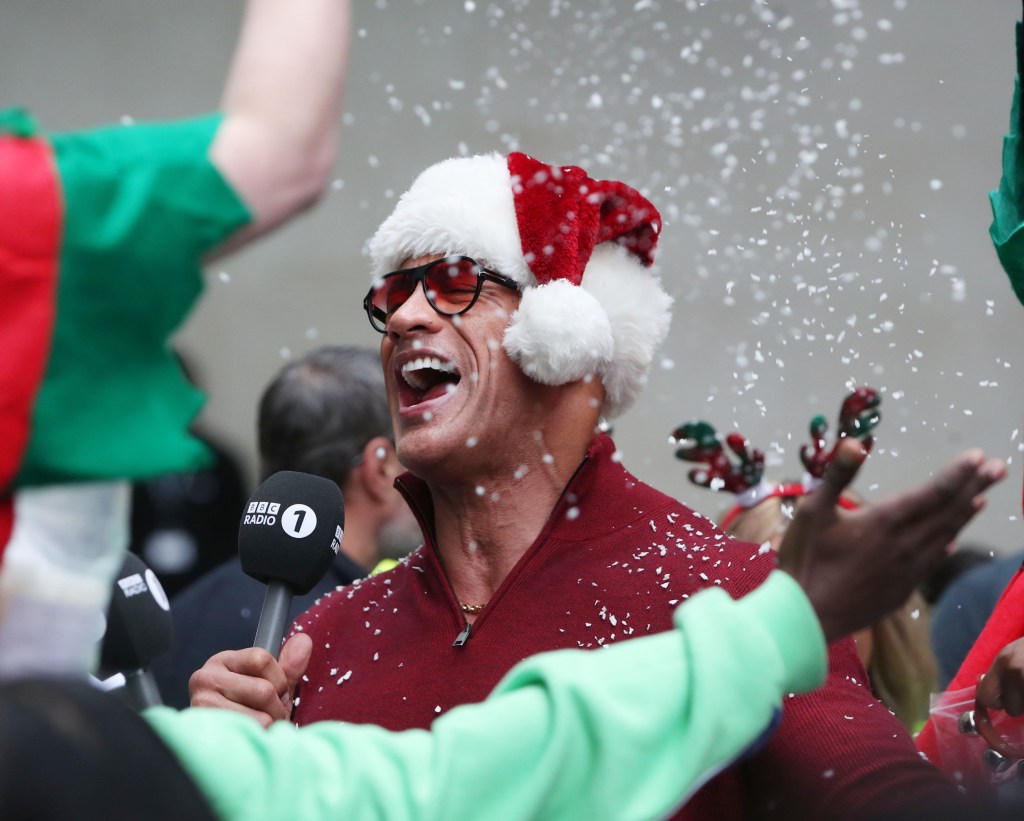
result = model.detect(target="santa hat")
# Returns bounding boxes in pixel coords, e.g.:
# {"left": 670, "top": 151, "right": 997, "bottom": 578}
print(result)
{"left": 368, "top": 152, "right": 673, "bottom": 419}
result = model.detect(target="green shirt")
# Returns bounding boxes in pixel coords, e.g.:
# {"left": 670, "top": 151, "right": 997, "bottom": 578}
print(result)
{"left": 0, "top": 109, "right": 251, "bottom": 487}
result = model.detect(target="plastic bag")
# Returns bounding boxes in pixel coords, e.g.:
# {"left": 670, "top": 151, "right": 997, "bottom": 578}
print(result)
{"left": 928, "top": 685, "right": 1024, "bottom": 791}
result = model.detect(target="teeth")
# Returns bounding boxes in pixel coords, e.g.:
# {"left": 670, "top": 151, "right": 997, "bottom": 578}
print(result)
{"left": 401, "top": 356, "right": 457, "bottom": 390}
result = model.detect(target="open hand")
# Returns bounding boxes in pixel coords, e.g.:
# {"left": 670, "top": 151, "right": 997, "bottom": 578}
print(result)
{"left": 778, "top": 440, "right": 1005, "bottom": 642}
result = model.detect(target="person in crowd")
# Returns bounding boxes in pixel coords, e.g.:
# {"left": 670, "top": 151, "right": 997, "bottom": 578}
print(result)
{"left": 151, "top": 346, "right": 419, "bottom": 708}
{"left": 192, "top": 150, "right": 1005, "bottom": 819}
{"left": 4, "top": 444, "right": 1007, "bottom": 820}
{"left": 0, "top": 0, "right": 351, "bottom": 677}
{"left": 675, "top": 391, "right": 938, "bottom": 733}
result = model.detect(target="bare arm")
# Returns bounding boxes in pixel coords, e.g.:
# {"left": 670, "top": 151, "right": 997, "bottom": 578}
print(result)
{"left": 208, "top": 0, "right": 350, "bottom": 256}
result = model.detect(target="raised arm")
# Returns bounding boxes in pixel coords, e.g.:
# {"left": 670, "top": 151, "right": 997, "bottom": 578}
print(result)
{"left": 209, "top": 0, "right": 350, "bottom": 255}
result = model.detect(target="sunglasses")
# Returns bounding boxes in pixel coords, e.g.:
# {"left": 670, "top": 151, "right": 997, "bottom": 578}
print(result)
{"left": 363, "top": 256, "right": 519, "bottom": 334}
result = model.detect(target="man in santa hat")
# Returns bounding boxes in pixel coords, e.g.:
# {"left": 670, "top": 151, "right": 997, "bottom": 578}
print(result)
{"left": 193, "top": 151, "right": 1002, "bottom": 818}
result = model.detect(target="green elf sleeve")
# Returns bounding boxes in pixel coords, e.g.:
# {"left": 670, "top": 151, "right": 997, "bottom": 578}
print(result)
{"left": 990, "top": 22, "right": 1024, "bottom": 307}
{"left": 11, "top": 111, "right": 251, "bottom": 489}
{"left": 147, "top": 572, "right": 825, "bottom": 821}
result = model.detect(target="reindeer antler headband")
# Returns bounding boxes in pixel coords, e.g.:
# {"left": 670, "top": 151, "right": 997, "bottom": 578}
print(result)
{"left": 671, "top": 387, "right": 881, "bottom": 530}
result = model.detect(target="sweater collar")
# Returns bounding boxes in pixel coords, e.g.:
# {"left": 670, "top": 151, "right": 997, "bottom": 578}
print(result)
{"left": 393, "top": 432, "right": 668, "bottom": 547}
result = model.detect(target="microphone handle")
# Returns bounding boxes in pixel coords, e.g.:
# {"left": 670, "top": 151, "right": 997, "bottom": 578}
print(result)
{"left": 123, "top": 669, "right": 163, "bottom": 711}
{"left": 253, "top": 580, "right": 294, "bottom": 658}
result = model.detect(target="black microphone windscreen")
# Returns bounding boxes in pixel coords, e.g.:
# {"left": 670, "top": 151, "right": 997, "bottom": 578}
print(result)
{"left": 100, "top": 552, "right": 174, "bottom": 674}
{"left": 238, "top": 471, "right": 345, "bottom": 595}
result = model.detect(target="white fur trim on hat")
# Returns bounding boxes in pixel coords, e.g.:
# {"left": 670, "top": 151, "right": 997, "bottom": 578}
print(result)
{"left": 368, "top": 153, "right": 534, "bottom": 286}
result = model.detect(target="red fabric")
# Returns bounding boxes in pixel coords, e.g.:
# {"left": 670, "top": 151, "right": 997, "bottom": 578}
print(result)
{"left": 0, "top": 133, "right": 62, "bottom": 559}
{"left": 293, "top": 433, "right": 961, "bottom": 819}
{"left": 0, "top": 501, "right": 11, "bottom": 554}
{"left": 916, "top": 568, "right": 1024, "bottom": 765}
{"left": 506, "top": 152, "right": 660, "bottom": 287}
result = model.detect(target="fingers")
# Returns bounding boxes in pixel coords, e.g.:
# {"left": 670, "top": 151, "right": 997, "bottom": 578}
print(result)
{"left": 884, "top": 449, "right": 984, "bottom": 522}
{"left": 1005, "top": 679, "right": 1024, "bottom": 717}
{"left": 929, "top": 451, "right": 1004, "bottom": 511}
{"left": 814, "top": 438, "right": 868, "bottom": 509}
{"left": 188, "top": 648, "right": 294, "bottom": 727}
{"left": 788, "top": 447, "right": 1004, "bottom": 644}
{"left": 869, "top": 452, "right": 1005, "bottom": 534}
{"left": 978, "top": 639, "right": 1024, "bottom": 717}
{"left": 977, "top": 670, "right": 1003, "bottom": 712}
{"left": 909, "top": 456, "right": 1005, "bottom": 541}
{"left": 857, "top": 454, "right": 1003, "bottom": 589}
{"left": 279, "top": 633, "right": 314, "bottom": 712}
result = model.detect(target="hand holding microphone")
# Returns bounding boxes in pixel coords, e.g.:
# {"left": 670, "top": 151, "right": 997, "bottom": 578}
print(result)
{"left": 189, "top": 471, "right": 344, "bottom": 726}
{"left": 238, "top": 470, "right": 345, "bottom": 657}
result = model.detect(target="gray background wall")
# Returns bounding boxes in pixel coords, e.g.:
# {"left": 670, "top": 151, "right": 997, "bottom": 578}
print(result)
{"left": 5, "top": 0, "right": 1024, "bottom": 554}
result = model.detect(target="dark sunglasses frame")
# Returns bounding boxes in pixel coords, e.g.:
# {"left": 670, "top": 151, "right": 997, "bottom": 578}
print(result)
{"left": 363, "top": 256, "right": 519, "bottom": 334}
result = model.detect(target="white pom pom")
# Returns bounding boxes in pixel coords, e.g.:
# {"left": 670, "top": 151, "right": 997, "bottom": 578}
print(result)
{"left": 503, "top": 280, "right": 614, "bottom": 385}
{"left": 581, "top": 245, "right": 673, "bottom": 418}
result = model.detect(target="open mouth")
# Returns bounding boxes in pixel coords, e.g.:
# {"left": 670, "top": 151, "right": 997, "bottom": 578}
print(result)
{"left": 398, "top": 355, "right": 461, "bottom": 408}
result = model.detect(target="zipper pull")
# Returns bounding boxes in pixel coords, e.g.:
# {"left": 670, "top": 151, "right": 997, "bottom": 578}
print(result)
{"left": 452, "top": 623, "right": 471, "bottom": 647}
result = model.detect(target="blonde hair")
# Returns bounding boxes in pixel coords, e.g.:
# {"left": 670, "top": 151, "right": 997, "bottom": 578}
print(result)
{"left": 721, "top": 489, "right": 937, "bottom": 731}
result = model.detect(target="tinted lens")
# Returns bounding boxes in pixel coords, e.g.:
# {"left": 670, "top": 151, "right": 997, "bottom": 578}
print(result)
{"left": 425, "top": 258, "right": 482, "bottom": 313}
{"left": 369, "top": 273, "right": 416, "bottom": 320}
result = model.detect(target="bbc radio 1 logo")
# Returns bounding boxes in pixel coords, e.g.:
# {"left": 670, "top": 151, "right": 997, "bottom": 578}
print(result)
{"left": 244, "top": 501, "right": 281, "bottom": 525}
{"left": 117, "top": 569, "right": 170, "bottom": 611}
{"left": 244, "top": 501, "right": 319, "bottom": 539}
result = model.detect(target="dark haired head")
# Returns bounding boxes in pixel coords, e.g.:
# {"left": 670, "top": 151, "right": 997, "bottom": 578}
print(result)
{"left": 257, "top": 346, "right": 391, "bottom": 489}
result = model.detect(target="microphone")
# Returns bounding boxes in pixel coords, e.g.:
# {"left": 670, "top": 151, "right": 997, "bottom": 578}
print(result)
{"left": 99, "top": 552, "right": 173, "bottom": 710}
{"left": 238, "top": 471, "right": 344, "bottom": 657}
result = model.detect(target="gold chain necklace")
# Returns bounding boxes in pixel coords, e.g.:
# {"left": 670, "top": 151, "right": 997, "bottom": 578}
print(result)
{"left": 459, "top": 602, "right": 486, "bottom": 614}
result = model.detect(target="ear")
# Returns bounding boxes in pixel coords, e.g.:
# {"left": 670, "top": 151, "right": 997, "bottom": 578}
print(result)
{"left": 356, "top": 436, "right": 400, "bottom": 503}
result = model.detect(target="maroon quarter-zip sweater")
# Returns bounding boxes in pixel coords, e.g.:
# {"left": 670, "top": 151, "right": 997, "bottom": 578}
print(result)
{"left": 291, "top": 433, "right": 959, "bottom": 819}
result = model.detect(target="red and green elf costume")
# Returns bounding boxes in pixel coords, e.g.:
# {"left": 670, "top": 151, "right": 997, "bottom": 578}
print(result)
{"left": 0, "top": 108, "right": 250, "bottom": 551}
{"left": 0, "top": 108, "right": 249, "bottom": 673}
